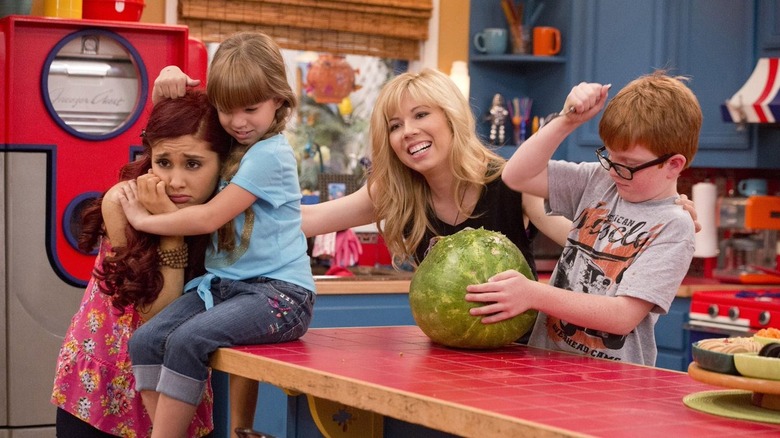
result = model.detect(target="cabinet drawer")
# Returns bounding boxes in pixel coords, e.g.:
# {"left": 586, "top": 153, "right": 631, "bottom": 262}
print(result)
{"left": 655, "top": 350, "right": 688, "bottom": 372}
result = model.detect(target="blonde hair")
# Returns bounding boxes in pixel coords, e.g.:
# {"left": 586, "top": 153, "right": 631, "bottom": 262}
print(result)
{"left": 599, "top": 70, "right": 701, "bottom": 168}
{"left": 206, "top": 31, "right": 297, "bottom": 251}
{"left": 367, "top": 68, "right": 504, "bottom": 266}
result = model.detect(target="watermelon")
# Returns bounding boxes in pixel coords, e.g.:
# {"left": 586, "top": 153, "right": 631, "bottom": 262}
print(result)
{"left": 409, "top": 228, "right": 537, "bottom": 349}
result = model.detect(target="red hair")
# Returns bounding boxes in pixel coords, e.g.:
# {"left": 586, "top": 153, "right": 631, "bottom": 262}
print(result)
{"left": 79, "top": 91, "right": 231, "bottom": 311}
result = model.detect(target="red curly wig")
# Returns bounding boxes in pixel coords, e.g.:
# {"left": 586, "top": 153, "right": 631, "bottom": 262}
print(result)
{"left": 78, "top": 91, "right": 232, "bottom": 312}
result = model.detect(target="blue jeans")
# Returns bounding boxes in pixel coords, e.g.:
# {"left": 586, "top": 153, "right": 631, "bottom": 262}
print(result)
{"left": 129, "top": 277, "right": 314, "bottom": 405}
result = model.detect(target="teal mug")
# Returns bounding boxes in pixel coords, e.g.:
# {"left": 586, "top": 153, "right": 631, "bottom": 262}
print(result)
{"left": 737, "top": 178, "right": 767, "bottom": 196}
{"left": 474, "top": 28, "right": 508, "bottom": 55}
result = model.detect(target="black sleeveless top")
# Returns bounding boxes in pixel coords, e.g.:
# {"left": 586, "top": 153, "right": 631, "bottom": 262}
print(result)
{"left": 414, "top": 177, "right": 539, "bottom": 280}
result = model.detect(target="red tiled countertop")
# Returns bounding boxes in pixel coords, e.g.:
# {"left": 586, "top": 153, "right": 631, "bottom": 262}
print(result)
{"left": 211, "top": 326, "right": 780, "bottom": 438}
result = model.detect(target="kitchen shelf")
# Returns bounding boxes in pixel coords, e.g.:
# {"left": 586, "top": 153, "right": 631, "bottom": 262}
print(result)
{"left": 468, "top": 0, "right": 570, "bottom": 145}
{"left": 470, "top": 54, "right": 566, "bottom": 64}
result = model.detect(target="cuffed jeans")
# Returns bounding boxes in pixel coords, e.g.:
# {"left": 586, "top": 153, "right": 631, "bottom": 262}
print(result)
{"left": 129, "top": 276, "right": 314, "bottom": 405}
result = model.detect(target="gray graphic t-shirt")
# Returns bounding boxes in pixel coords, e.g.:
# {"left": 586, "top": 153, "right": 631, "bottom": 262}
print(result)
{"left": 528, "top": 161, "right": 694, "bottom": 366}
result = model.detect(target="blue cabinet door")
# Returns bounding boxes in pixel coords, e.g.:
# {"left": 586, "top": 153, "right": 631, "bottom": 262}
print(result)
{"left": 654, "top": 297, "right": 691, "bottom": 372}
{"left": 567, "top": 0, "right": 758, "bottom": 167}
{"left": 671, "top": 0, "right": 758, "bottom": 168}
{"left": 566, "top": 0, "right": 667, "bottom": 163}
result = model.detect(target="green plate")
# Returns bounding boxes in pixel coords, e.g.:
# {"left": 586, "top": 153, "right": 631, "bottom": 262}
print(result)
{"left": 683, "top": 390, "right": 780, "bottom": 424}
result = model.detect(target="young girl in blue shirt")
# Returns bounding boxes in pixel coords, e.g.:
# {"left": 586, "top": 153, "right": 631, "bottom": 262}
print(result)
{"left": 120, "top": 32, "right": 315, "bottom": 438}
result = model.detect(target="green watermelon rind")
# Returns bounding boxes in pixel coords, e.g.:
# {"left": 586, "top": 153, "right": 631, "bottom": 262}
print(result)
{"left": 409, "top": 228, "right": 538, "bottom": 349}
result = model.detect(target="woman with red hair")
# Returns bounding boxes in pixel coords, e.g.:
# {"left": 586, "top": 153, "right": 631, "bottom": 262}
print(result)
{"left": 52, "top": 91, "right": 232, "bottom": 438}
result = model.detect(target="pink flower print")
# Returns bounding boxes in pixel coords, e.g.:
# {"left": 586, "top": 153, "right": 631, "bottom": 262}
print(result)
{"left": 51, "top": 387, "right": 67, "bottom": 407}
{"left": 115, "top": 359, "right": 132, "bottom": 373}
{"left": 106, "top": 313, "right": 133, "bottom": 356}
{"left": 111, "top": 422, "right": 138, "bottom": 438}
{"left": 101, "top": 374, "right": 133, "bottom": 416}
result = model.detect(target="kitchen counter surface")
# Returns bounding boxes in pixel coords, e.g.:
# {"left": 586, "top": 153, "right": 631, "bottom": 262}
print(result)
{"left": 213, "top": 325, "right": 780, "bottom": 437}
{"left": 676, "top": 277, "right": 779, "bottom": 298}
{"left": 314, "top": 271, "right": 777, "bottom": 297}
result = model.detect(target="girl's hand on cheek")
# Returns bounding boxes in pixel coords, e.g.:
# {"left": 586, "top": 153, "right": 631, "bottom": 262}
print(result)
{"left": 137, "top": 172, "right": 176, "bottom": 214}
{"left": 118, "top": 180, "right": 151, "bottom": 227}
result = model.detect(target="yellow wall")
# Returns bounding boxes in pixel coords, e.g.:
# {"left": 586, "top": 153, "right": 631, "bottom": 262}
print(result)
{"left": 438, "top": 0, "right": 470, "bottom": 75}
{"left": 140, "top": 1, "right": 164, "bottom": 23}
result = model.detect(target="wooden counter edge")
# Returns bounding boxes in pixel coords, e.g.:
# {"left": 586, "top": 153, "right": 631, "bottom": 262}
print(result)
{"left": 314, "top": 277, "right": 777, "bottom": 297}
{"left": 315, "top": 279, "right": 410, "bottom": 294}
{"left": 210, "top": 348, "right": 583, "bottom": 438}
{"left": 676, "top": 282, "right": 778, "bottom": 298}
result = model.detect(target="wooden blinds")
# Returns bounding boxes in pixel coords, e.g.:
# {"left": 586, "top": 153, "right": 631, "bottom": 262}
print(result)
{"left": 178, "top": 0, "right": 434, "bottom": 60}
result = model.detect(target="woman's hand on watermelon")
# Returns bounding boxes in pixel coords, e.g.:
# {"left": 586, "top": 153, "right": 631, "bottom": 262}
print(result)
{"left": 465, "top": 270, "right": 535, "bottom": 324}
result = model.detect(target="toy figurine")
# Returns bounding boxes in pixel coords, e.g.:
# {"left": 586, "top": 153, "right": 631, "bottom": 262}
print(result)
{"left": 486, "top": 93, "right": 509, "bottom": 145}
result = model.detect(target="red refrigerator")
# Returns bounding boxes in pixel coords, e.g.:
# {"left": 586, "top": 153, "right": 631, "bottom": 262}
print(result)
{"left": 0, "top": 15, "right": 204, "bottom": 436}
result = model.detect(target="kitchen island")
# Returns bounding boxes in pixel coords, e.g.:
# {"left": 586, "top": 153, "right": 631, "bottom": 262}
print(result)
{"left": 310, "top": 273, "right": 778, "bottom": 372}
{"left": 212, "top": 325, "right": 780, "bottom": 438}
{"left": 215, "top": 275, "right": 778, "bottom": 437}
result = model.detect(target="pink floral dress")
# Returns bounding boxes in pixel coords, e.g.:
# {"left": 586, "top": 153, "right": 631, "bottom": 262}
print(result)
{"left": 52, "top": 239, "right": 213, "bottom": 437}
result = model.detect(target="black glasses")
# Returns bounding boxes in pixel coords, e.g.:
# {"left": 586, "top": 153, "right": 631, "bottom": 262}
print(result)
{"left": 595, "top": 146, "right": 674, "bottom": 180}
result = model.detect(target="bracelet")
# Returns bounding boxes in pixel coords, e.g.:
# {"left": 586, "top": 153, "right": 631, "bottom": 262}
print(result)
{"left": 157, "top": 243, "right": 188, "bottom": 269}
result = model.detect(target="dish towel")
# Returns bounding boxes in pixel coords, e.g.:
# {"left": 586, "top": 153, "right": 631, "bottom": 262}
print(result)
{"left": 312, "top": 232, "right": 337, "bottom": 259}
{"left": 312, "top": 230, "right": 363, "bottom": 267}
{"left": 334, "top": 229, "right": 363, "bottom": 267}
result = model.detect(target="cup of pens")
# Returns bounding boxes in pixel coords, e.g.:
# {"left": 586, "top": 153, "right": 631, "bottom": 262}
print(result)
{"left": 501, "top": 0, "right": 545, "bottom": 55}
{"left": 510, "top": 97, "right": 532, "bottom": 145}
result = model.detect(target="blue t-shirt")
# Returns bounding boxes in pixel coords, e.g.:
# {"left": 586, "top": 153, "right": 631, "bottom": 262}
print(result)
{"left": 186, "top": 134, "right": 315, "bottom": 308}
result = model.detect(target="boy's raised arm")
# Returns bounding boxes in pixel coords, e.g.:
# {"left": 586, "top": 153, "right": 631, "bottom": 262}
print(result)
{"left": 503, "top": 83, "right": 610, "bottom": 198}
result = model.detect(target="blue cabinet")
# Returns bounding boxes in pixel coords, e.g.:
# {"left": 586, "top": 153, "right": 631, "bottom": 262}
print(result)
{"left": 567, "top": 0, "right": 757, "bottom": 166}
{"left": 565, "top": 1, "right": 668, "bottom": 162}
{"left": 654, "top": 297, "right": 692, "bottom": 372}
{"left": 470, "top": 0, "right": 780, "bottom": 168}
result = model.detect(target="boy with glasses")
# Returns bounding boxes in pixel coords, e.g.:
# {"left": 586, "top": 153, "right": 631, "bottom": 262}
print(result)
{"left": 466, "top": 71, "right": 701, "bottom": 366}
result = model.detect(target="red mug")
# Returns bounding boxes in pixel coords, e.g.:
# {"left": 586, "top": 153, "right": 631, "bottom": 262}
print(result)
{"left": 533, "top": 27, "right": 561, "bottom": 56}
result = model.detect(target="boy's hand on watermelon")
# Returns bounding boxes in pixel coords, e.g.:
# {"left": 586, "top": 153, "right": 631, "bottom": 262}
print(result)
{"left": 465, "top": 270, "right": 535, "bottom": 324}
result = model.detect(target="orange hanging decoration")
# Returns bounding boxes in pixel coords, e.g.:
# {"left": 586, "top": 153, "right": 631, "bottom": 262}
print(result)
{"left": 305, "top": 54, "right": 361, "bottom": 104}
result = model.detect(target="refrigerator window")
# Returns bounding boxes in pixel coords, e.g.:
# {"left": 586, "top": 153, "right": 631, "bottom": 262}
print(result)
{"left": 41, "top": 30, "right": 148, "bottom": 140}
